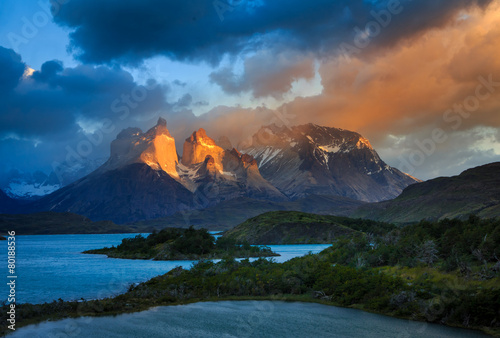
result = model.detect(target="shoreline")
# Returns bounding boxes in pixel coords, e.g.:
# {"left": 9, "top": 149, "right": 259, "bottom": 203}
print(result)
{"left": 81, "top": 250, "right": 280, "bottom": 261}
{"left": 7, "top": 295, "right": 495, "bottom": 337}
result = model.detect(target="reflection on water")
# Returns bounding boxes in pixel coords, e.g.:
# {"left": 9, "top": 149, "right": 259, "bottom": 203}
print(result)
{"left": 11, "top": 301, "right": 487, "bottom": 338}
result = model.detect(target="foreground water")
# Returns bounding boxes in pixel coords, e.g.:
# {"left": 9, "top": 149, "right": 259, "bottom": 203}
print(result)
{"left": 0, "top": 234, "right": 330, "bottom": 304}
{"left": 11, "top": 301, "right": 487, "bottom": 337}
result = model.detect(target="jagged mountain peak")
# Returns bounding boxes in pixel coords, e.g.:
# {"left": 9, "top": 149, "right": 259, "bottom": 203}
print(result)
{"left": 187, "top": 128, "right": 210, "bottom": 142}
{"left": 245, "top": 123, "right": 419, "bottom": 202}
{"left": 181, "top": 128, "right": 225, "bottom": 168}
{"left": 27, "top": 120, "right": 419, "bottom": 223}
{"left": 99, "top": 117, "right": 179, "bottom": 178}
{"left": 157, "top": 116, "right": 167, "bottom": 127}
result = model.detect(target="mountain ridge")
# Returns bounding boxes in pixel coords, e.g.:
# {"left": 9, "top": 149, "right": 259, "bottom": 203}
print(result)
{"left": 351, "top": 162, "right": 500, "bottom": 224}
{"left": 243, "top": 123, "right": 420, "bottom": 202}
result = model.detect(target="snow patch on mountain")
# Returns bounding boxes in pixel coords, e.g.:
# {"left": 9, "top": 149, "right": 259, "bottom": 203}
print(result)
{"left": 6, "top": 182, "right": 60, "bottom": 198}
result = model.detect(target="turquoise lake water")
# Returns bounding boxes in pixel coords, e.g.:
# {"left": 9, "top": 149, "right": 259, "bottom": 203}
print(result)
{"left": 0, "top": 234, "right": 487, "bottom": 337}
{"left": 0, "top": 234, "right": 330, "bottom": 304}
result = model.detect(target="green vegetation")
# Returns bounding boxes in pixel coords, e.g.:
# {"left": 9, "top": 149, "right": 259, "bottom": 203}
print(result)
{"left": 223, "top": 211, "right": 395, "bottom": 244}
{"left": 2, "top": 215, "right": 499, "bottom": 336}
{"left": 83, "top": 226, "right": 278, "bottom": 260}
{"left": 326, "top": 215, "right": 500, "bottom": 275}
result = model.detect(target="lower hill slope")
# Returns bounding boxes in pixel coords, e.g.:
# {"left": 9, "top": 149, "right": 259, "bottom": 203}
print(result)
{"left": 351, "top": 162, "right": 500, "bottom": 224}
{"left": 223, "top": 211, "right": 395, "bottom": 244}
{"left": 29, "top": 163, "right": 195, "bottom": 224}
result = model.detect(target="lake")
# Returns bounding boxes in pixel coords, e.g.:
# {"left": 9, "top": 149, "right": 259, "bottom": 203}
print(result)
{"left": 0, "top": 234, "right": 330, "bottom": 304}
{"left": 10, "top": 301, "right": 487, "bottom": 337}
{"left": 1, "top": 234, "right": 488, "bottom": 337}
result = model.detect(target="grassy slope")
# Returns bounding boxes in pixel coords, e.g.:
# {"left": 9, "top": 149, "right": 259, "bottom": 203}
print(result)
{"left": 351, "top": 162, "right": 500, "bottom": 224}
{"left": 223, "top": 211, "right": 395, "bottom": 244}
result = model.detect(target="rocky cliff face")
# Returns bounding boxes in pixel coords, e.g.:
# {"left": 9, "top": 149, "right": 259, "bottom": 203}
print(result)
{"left": 100, "top": 117, "right": 179, "bottom": 178}
{"left": 179, "top": 129, "right": 287, "bottom": 206}
{"left": 243, "top": 123, "right": 420, "bottom": 202}
{"left": 181, "top": 128, "right": 225, "bottom": 171}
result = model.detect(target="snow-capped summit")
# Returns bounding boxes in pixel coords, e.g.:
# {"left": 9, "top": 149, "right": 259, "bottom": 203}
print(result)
{"left": 243, "top": 123, "right": 420, "bottom": 202}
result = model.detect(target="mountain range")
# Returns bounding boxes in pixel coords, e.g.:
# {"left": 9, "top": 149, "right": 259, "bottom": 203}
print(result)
{"left": 9, "top": 118, "right": 418, "bottom": 223}
{"left": 2, "top": 118, "right": 498, "bottom": 226}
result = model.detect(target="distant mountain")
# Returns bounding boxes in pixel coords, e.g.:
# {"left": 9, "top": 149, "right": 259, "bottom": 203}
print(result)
{"left": 0, "top": 170, "right": 59, "bottom": 200}
{"left": 243, "top": 124, "right": 419, "bottom": 202}
{"left": 47, "top": 157, "right": 106, "bottom": 187}
{"left": 0, "top": 158, "right": 106, "bottom": 200}
{"left": 351, "top": 162, "right": 500, "bottom": 224}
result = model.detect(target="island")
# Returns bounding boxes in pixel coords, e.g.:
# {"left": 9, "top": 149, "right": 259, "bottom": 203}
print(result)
{"left": 83, "top": 226, "right": 279, "bottom": 260}
{"left": 223, "top": 210, "right": 396, "bottom": 244}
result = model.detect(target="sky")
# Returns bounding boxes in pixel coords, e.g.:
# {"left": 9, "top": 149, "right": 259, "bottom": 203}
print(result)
{"left": 0, "top": 0, "right": 499, "bottom": 181}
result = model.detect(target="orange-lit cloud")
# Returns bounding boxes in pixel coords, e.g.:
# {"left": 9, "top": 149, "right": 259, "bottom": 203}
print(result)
{"left": 285, "top": 2, "right": 500, "bottom": 140}
{"left": 193, "top": 2, "right": 500, "bottom": 179}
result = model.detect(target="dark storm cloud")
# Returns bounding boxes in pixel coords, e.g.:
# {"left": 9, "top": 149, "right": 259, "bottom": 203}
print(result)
{"left": 0, "top": 46, "right": 197, "bottom": 174}
{"left": 51, "top": 0, "right": 493, "bottom": 66}
{"left": 0, "top": 48, "right": 170, "bottom": 139}
{"left": 0, "top": 46, "right": 25, "bottom": 92}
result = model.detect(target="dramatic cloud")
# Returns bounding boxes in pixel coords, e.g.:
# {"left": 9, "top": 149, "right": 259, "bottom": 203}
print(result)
{"left": 0, "top": 47, "right": 25, "bottom": 92}
{"left": 210, "top": 50, "right": 316, "bottom": 98}
{"left": 0, "top": 47, "right": 193, "bottom": 174}
{"left": 172, "top": 2, "right": 500, "bottom": 179}
{"left": 275, "top": 3, "right": 500, "bottom": 179}
{"left": 52, "top": 0, "right": 492, "bottom": 66}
